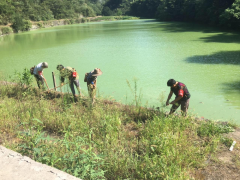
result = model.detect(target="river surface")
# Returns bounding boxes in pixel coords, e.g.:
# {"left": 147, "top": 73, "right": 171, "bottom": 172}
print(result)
{"left": 1, "top": 20, "right": 240, "bottom": 123}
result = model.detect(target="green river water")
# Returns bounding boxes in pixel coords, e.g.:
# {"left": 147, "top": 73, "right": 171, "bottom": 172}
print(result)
{"left": 1, "top": 19, "right": 240, "bottom": 123}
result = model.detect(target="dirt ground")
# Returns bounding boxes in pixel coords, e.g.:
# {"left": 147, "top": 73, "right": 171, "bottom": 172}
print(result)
{"left": 192, "top": 127, "right": 240, "bottom": 180}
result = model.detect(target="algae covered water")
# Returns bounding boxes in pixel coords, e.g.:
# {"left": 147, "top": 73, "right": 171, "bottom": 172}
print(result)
{"left": 1, "top": 20, "right": 240, "bottom": 123}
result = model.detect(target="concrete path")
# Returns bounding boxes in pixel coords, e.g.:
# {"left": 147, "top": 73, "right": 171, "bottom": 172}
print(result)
{"left": 0, "top": 146, "right": 81, "bottom": 180}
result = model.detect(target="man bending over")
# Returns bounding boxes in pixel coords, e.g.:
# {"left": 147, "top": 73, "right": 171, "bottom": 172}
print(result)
{"left": 166, "top": 79, "right": 191, "bottom": 116}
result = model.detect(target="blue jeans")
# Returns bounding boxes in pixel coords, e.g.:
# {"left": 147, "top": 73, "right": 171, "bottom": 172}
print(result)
{"left": 69, "top": 79, "right": 81, "bottom": 96}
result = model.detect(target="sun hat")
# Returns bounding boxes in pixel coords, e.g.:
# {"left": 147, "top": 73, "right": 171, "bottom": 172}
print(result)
{"left": 42, "top": 62, "right": 48, "bottom": 68}
{"left": 91, "top": 68, "right": 103, "bottom": 76}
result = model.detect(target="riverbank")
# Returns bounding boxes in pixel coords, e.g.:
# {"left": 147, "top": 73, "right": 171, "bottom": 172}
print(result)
{"left": 0, "top": 16, "right": 139, "bottom": 37}
{"left": 0, "top": 78, "right": 240, "bottom": 179}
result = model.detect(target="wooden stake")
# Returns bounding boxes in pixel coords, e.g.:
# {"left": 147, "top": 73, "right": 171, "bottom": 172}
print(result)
{"left": 52, "top": 72, "right": 57, "bottom": 91}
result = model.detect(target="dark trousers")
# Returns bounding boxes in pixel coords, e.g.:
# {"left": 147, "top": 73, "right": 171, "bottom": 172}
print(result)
{"left": 34, "top": 75, "right": 44, "bottom": 89}
{"left": 170, "top": 98, "right": 190, "bottom": 116}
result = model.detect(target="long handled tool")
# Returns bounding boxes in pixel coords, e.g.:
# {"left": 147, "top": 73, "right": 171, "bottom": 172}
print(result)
{"left": 43, "top": 83, "right": 68, "bottom": 93}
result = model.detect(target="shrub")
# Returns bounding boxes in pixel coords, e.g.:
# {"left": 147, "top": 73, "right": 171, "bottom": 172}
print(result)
{"left": 24, "top": 20, "right": 32, "bottom": 31}
{"left": 197, "top": 121, "right": 235, "bottom": 137}
{"left": 70, "top": 19, "right": 75, "bottom": 24}
{"left": 80, "top": 6, "right": 96, "bottom": 17}
{"left": 37, "top": 22, "right": 43, "bottom": 28}
{"left": 0, "top": 15, "right": 8, "bottom": 25}
{"left": 116, "top": 9, "right": 122, "bottom": 16}
{"left": 11, "top": 14, "right": 24, "bottom": 32}
{"left": 221, "top": 137, "right": 233, "bottom": 147}
{"left": 102, "top": 7, "right": 114, "bottom": 16}
{"left": 11, "top": 14, "right": 32, "bottom": 32}
{"left": 64, "top": 19, "right": 70, "bottom": 25}
{"left": 1, "top": 27, "right": 12, "bottom": 35}
{"left": 75, "top": 18, "right": 81, "bottom": 23}
{"left": 81, "top": 18, "right": 88, "bottom": 23}
{"left": 13, "top": 68, "right": 33, "bottom": 86}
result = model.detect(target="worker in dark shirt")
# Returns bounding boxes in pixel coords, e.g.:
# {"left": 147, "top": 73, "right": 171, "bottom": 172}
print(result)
{"left": 166, "top": 79, "right": 191, "bottom": 116}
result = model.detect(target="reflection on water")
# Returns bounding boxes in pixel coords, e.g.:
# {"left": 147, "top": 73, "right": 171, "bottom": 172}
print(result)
{"left": 1, "top": 20, "right": 240, "bottom": 123}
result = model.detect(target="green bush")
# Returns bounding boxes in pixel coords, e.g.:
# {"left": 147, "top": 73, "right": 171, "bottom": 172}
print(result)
{"left": 197, "top": 121, "right": 235, "bottom": 137}
{"left": 81, "top": 18, "right": 89, "bottom": 23}
{"left": 0, "top": 15, "right": 9, "bottom": 25}
{"left": 11, "top": 14, "right": 32, "bottom": 32}
{"left": 1, "top": 27, "right": 12, "bottom": 35}
{"left": 13, "top": 68, "right": 33, "bottom": 86}
{"left": 221, "top": 137, "right": 233, "bottom": 147}
{"left": 102, "top": 7, "right": 114, "bottom": 16}
{"left": 37, "top": 22, "right": 43, "bottom": 28}
{"left": 116, "top": 9, "right": 122, "bottom": 16}
{"left": 80, "top": 6, "right": 96, "bottom": 17}
{"left": 64, "top": 19, "right": 70, "bottom": 25}
{"left": 70, "top": 19, "right": 75, "bottom": 24}
{"left": 75, "top": 18, "right": 81, "bottom": 23}
{"left": 11, "top": 14, "right": 24, "bottom": 32}
{"left": 24, "top": 20, "right": 32, "bottom": 31}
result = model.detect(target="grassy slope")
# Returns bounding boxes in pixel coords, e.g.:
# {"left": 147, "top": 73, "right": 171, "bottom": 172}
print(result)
{"left": 0, "top": 80, "right": 238, "bottom": 180}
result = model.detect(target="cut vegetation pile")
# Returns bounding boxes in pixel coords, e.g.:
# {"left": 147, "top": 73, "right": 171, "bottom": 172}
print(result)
{"left": 0, "top": 70, "right": 239, "bottom": 180}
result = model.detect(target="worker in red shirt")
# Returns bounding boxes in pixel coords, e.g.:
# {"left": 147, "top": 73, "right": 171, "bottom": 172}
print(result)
{"left": 166, "top": 79, "right": 191, "bottom": 116}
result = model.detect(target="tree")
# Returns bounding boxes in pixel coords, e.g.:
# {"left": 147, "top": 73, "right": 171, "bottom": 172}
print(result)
{"left": 219, "top": 0, "right": 240, "bottom": 28}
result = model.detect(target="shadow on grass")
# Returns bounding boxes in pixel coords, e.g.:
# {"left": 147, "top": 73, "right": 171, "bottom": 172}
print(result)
{"left": 185, "top": 50, "right": 240, "bottom": 65}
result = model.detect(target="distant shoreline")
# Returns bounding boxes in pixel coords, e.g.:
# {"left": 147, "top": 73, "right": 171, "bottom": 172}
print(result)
{"left": 0, "top": 16, "right": 139, "bottom": 37}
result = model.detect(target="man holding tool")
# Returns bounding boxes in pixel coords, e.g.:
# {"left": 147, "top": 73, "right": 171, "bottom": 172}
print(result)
{"left": 166, "top": 79, "right": 191, "bottom": 116}
{"left": 32, "top": 62, "right": 49, "bottom": 90}
{"left": 56, "top": 64, "right": 81, "bottom": 100}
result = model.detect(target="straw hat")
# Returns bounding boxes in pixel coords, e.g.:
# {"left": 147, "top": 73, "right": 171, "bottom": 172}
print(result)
{"left": 91, "top": 68, "right": 103, "bottom": 76}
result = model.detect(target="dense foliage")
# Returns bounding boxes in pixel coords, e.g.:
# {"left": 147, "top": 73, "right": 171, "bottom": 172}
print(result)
{"left": 1, "top": 0, "right": 240, "bottom": 31}
{"left": 102, "top": 0, "right": 240, "bottom": 28}
{"left": 0, "top": 0, "right": 101, "bottom": 25}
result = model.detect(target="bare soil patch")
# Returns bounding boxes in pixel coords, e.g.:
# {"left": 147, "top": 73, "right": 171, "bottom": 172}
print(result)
{"left": 192, "top": 128, "right": 240, "bottom": 180}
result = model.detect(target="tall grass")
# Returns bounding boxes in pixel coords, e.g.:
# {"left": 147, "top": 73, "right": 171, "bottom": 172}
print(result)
{"left": 0, "top": 69, "right": 237, "bottom": 179}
